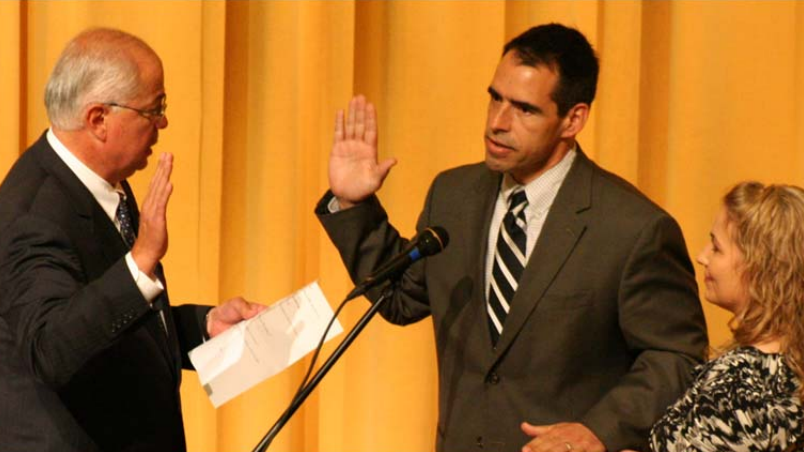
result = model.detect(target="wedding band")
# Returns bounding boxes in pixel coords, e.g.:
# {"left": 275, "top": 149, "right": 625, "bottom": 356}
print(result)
{"left": 564, "top": 443, "right": 573, "bottom": 451}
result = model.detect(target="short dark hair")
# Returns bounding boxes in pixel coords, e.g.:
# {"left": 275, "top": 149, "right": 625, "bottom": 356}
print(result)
{"left": 503, "top": 23, "right": 599, "bottom": 117}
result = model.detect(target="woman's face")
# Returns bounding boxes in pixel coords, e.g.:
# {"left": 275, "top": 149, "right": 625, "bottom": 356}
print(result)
{"left": 697, "top": 206, "right": 750, "bottom": 314}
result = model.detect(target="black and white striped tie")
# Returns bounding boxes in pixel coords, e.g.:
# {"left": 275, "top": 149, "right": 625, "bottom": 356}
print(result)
{"left": 488, "top": 188, "right": 528, "bottom": 345}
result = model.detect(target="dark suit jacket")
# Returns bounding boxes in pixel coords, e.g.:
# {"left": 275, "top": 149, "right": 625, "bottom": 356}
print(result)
{"left": 0, "top": 133, "right": 211, "bottom": 452}
{"left": 318, "top": 150, "right": 708, "bottom": 452}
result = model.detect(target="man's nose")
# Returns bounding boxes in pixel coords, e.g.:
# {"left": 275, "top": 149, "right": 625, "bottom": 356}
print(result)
{"left": 489, "top": 103, "right": 512, "bottom": 132}
{"left": 156, "top": 114, "right": 168, "bottom": 129}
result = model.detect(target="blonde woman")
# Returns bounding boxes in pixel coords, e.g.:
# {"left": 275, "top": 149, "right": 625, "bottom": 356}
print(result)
{"left": 646, "top": 182, "right": 804, "bottom": 451}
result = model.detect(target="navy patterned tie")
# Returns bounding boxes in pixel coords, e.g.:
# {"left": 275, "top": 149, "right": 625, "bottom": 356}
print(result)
{"left": 116, "top": 193, "right": 137, "bottom": 248}
{"left": 487, "top": 188, "right": 528, "bottom": 345}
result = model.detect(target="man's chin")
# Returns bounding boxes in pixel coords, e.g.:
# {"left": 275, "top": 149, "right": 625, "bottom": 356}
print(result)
{"left": 134, "top": 156, "right": 150, "bottom": 172}
{"left": 485, "top": 153, "right": 510, "bottom": 173}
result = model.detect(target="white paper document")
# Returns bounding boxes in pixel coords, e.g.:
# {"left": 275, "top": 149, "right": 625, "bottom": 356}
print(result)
{"left": 188, "top": 281, "right": 342, "bottom": 408}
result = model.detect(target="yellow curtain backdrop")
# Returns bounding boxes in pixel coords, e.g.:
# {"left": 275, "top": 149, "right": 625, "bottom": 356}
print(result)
{"left": 1, "top": 1, "right": 803, "bottom": 451}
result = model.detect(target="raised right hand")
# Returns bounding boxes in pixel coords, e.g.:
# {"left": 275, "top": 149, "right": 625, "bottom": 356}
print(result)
{"left": 329, "top": 95, "right": 397, "bottom": 209}
{"left": 131, "top": 152, "right": 173, "bottom": 276}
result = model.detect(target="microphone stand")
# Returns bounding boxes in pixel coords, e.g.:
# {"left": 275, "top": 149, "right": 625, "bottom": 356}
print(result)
{"left": 251, "top": 285, "right": 393, "bottom": 452}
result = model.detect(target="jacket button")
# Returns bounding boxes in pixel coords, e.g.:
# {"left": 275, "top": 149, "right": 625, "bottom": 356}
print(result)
{"left": 476, "top": 436, "right": 483, "bottom": 448}
{"left": 486, "top": 372, "right": 500, "bottom": 385}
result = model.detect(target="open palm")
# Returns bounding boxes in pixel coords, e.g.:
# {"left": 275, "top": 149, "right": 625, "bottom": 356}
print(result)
{"left": 329, "top": 95, "right": 396, "bottom": 208}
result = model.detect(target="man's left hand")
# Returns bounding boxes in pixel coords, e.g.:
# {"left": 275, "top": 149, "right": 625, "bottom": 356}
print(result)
{"left": 206, "top": 297, "right": 266, "bottom": 338}
{"left": 521, "top": 422, "right": 605, "bottom": 452}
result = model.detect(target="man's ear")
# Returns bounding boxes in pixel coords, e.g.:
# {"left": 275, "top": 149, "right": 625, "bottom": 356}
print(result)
{"left": 84, "top": 103, "right": 109, "bottom": 141}
{"left": 560, "top": 103, "right": 590, "bottom": 138}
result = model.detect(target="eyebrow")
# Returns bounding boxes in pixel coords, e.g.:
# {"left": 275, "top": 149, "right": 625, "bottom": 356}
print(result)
{"left": 487, "top": 86, "right": 500, "bottom": 99}
{"left": 710, "top": 232, "right": 720, "bottom": 247}
{"left": 487, "top": 86, "right": 542, "bottom": 114}
{"left": 147, "top": 93, "right": 167, "bottom": 108}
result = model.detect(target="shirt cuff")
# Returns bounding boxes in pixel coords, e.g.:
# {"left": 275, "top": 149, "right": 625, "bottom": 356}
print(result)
{"left": 125, "top": 252, "right": 165, "bottom": 303}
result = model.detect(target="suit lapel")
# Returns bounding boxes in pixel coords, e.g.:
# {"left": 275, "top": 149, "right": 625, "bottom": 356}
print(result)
{"left": 491, "top": 151, "right": 594, "bottom": 359}
{"left": 461, "top": 169, "right": 502, "bottom": 365}
{"left": 33, "top": 138, "right": 122, "bottom": 267}
{"left": 469, "top": 171, "right": 502, "bottom": 298}
{"left": 32, "top": 136, "right": 95, "bottom": 221}
{"left": 154, "top": 264, "right": 183, "bottom": 380}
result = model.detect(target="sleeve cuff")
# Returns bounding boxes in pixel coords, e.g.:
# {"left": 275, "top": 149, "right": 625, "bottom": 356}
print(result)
{"left": 125, "top": 252, "right": 165, "bottom": 303}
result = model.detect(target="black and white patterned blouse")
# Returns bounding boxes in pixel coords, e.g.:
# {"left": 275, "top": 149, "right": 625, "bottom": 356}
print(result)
{"left": 650, "top": 346, "right": 803, "bottom": 452}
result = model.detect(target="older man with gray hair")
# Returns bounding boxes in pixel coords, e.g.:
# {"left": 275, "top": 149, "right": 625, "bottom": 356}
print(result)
{"left": 0, "top": 28, "right": 262, "bottom": 452}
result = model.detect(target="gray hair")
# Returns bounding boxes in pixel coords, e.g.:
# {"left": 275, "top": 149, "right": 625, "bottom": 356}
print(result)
{"left": 44, "top": 28, "right": 157, "bottom": 130}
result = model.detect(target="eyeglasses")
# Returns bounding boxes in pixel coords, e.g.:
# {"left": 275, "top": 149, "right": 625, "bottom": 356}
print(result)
{"left": 105, "top": 96, "right": 167, "bottom": 121}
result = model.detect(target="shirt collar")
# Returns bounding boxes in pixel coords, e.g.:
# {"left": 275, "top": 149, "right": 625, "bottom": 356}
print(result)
{"left": 47, "top": 128, "right": 123, "bottom": 223}
{"left": 500, "top": 146, "right": 577, "bottom": 209}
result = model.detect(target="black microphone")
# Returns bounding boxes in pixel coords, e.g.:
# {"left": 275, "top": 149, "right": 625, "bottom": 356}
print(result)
{"left": 346, "top": 226, "right": 449, "bottom": 301}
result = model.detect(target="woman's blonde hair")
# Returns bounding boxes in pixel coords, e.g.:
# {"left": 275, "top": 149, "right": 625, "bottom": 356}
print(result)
{"left": 723, "top": 181, "right": 804, "bottom": 394}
